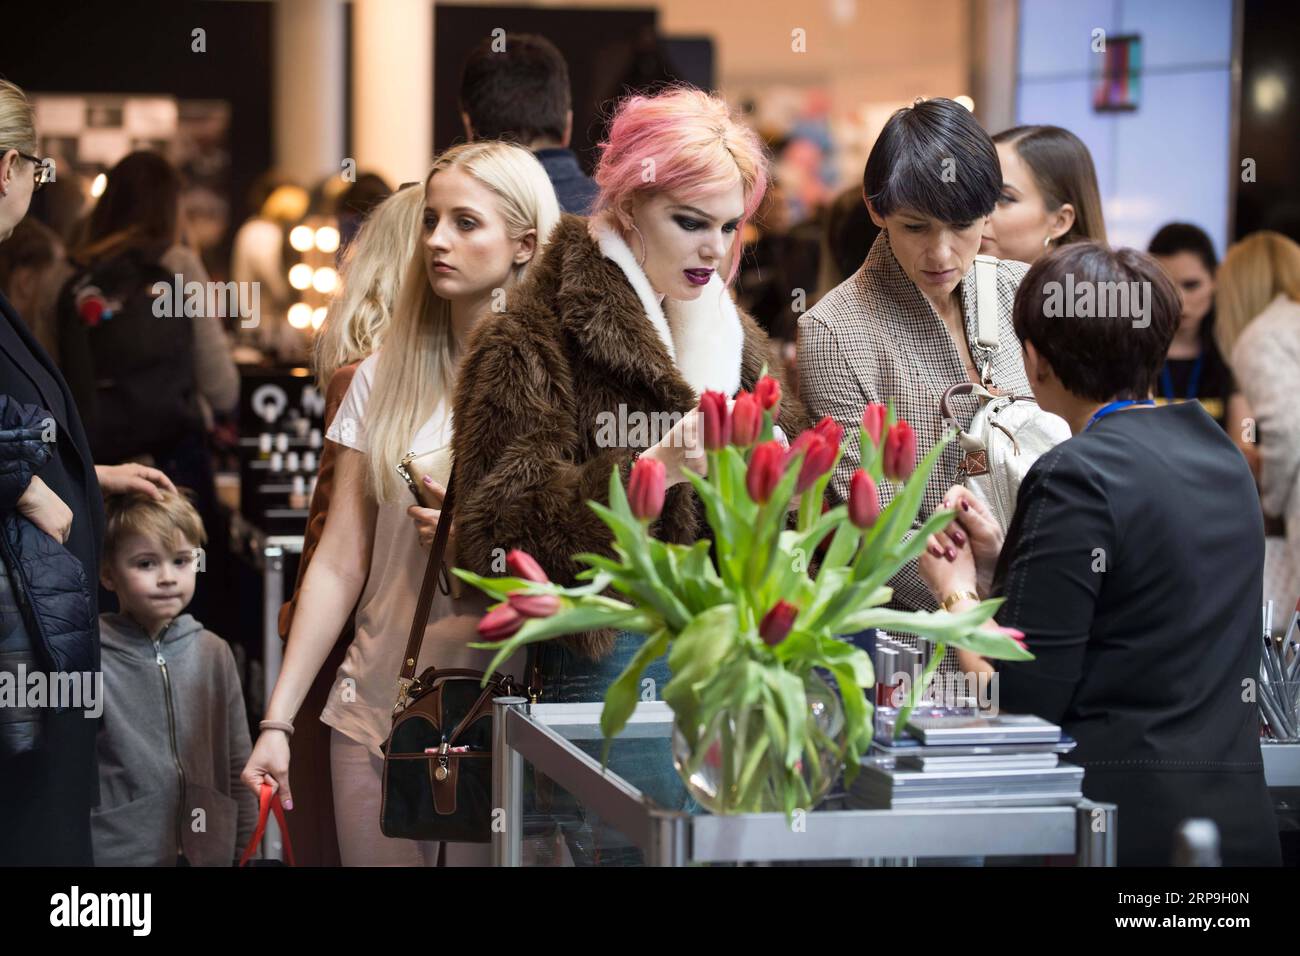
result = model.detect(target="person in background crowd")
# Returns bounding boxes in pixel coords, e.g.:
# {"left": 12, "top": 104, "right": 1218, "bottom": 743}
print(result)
{"left": 459, "top": 32, "right": 599, "bottom": 216}
{"left": 0, "top": 216, "right": 66, "bottom": 359}
{"left": 243, "top": 142, "right": 558, "bottom": 867}
{"left": 335, "top": 172, "right": 392, "bottom": 255}
{"left": 733, "top": 178, "right": 821, "bottom": 346}
{"left": 273, "top": 183, "right": 422, "bottom": 866}
{"left": 0, "top": 77, "right": 173, "bottom": 867}
{"left": 815, "top": 183, "right": 882, "bottom": 299}
{"left": 92, "top": 490, "right": 258, "bottom": 866}
{"left": 919, "top": 243, "right": 1281, "bottom": 867}
{"left": 1215, "top": 230, "right": 1300, "bottom": 619}
{"left": 230, "top": 174, "right": 309, "bottom": 363}
{"left": 982, "top": 125, "right": 1106, "bottom": 265}
{"left": 1148, "top": 222, "right": 1251, "bottom": 445}
{"left": 452, "top": 87, "right": 808, "bottom": 864}
{"left": 800, "top": 98, "right": 1030, "bottom": 631}
{"left": 57, "top": 151, "right": 238, "bottom": 624}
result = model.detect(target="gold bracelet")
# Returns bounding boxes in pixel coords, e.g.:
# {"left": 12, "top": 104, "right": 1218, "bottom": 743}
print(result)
{"left": 941, "top": 590, "right": 980, "bottom": 612}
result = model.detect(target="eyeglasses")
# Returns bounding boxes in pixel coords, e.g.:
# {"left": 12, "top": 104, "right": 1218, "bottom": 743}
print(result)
{"left": 3, "top": 148, "right": 54, "bottom": 192}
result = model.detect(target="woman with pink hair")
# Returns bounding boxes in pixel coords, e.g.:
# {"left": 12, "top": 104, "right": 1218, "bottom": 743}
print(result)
{"left": 452, "top": 87, "right": 808, "bottom": 863}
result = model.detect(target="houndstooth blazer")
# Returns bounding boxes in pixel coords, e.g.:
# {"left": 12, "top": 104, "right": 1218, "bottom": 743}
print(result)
{"left": 798, "top": 230, "right": 1030, "bottom": 617}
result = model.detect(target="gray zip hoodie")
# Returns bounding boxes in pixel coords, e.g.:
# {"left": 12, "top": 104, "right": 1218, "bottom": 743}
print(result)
{"left": 91, "top": 612, "right": 258, "bottom": 866}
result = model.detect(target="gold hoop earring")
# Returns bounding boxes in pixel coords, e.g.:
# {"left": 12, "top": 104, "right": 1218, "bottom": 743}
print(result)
{"left": 630, "top": 220, "right": 647, "bottom": 268}
{"left": 1043, "top": 235, "right": 1052, "bottom": 249}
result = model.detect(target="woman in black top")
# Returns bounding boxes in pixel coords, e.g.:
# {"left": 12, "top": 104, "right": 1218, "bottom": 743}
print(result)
{"left": 1148, "top": 223, "right": 1249, "bottom": 441}
{"left": 919, "top": 242, "right": 1281, "bottom": 867}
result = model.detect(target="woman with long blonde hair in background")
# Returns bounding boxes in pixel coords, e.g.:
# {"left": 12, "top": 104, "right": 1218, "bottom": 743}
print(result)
{"left": 272, "top": 182, "right": 422, "bottom": 865}
{"left": 244, "top": 141, "right": 560, "bottom": 866}
{"left": 1215, "top": 231, "right": 1300, "bottom": 619}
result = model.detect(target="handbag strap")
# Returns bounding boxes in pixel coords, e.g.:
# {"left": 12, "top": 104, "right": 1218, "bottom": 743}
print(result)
{"left": 238, "top": 782, "right": 296, "bottom": 866}
{"left": 972, "top": 254, "right": 1000, "bottom": 352}
{"left": 396, "top": 469, "right": 457, "bottom": 698}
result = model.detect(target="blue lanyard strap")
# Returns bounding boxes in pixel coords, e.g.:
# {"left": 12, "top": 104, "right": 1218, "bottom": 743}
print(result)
{"left": 1159, "top": 351, "right": 1205, "bottom": 401}
{"left": 1085, "top": 399, "right": 1156, "bottom": 432}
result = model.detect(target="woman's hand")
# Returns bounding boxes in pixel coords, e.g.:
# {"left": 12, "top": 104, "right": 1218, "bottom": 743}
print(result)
{"left": 642, "top": 408, "right": 707, "bottom": 487}
{"left": 241, "top": 729, "right": 293, "bottom": 809}
{"left": 408, "top": 476, "right": 453, "bottom": 548}
{"left": 939, "top": 485, "right": 1004, "bottom": 597}
{"left": 919, "top": 533, "right": 978, "bottom": 605}
{"left": 16, "top": 476, "right": 73, "bottom": 543}
{"left": 95, "top": 463, "right": 177, "bottom": 499}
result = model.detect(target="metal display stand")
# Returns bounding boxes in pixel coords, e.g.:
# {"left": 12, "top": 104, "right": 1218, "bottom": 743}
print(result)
{"left": 1263, "top": 741, "right": 1300, "bottom": 788}
{"left": 491, "top": 698, "right": 1119, "bottom": 867}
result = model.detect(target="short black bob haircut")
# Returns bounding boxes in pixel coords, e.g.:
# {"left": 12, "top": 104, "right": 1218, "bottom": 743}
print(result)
{"left": 459, "top": 33, "right": 571, "bottom": 145}
{"left": 1013, "top": 242, "right": 1181, "bottom": 403}
{"left": 863, "top": 97, "right": 1001, "bottom": 225}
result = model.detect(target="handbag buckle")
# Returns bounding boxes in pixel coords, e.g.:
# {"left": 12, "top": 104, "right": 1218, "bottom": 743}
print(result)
{"left": 393, "top": 676, "right": 415, "bottom": 716}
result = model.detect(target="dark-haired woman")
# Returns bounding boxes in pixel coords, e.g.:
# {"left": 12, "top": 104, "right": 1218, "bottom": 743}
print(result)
{"left": 919, "top": 242, "right": 1281, "bottom": 866}
{"left": 800, "top": 97, "right": 1032, "bottom": 624}
{"left": 983, "top": 125, "right": 1107, "bottom": 265}
{"left": 1147, "top": 222, "right": 1250, "bottom": 452}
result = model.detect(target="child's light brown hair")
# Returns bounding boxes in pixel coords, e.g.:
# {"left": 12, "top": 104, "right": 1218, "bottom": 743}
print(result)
{"left": 102, "top": 490, "right": 207, "bottom": 565}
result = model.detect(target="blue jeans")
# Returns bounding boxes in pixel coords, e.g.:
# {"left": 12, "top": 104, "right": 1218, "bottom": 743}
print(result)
{"left": 524, "top": 632, "right": 692, "bottom": 865}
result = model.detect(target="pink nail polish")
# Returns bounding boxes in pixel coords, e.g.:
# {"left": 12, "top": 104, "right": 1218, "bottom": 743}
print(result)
{"left": 961, "top": 500, "right": 970, "bottom": 512}
{"left": 945, "top": 548, "right": 956, "bottom": 560}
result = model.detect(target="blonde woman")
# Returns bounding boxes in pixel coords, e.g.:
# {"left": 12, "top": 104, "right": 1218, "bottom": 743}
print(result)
{"left": 243, "top": 142, "right": 560, "bottom": 867}
{"left": 1216, "top": 231, "right": 1300, "bottom": 617}
{"left": 271, "top": 183, "right": 421, "bottom": 866}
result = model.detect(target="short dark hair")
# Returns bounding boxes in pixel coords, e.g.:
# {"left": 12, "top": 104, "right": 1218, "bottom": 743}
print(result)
{"left": 863, "top": 97, "right": 1000, "bottom": 225}
{"left": 459, "top": 33, "right": 571, "bottom": 144}
{"left": 1147, "top": 221, "right": 1218, "bottom": 274}
{"left": 1013, "top": 242, "right": 1181, "bottom": 402}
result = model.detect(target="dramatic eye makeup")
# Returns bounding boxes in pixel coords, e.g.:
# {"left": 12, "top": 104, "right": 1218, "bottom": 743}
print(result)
{"left": 670, "top": 204, "right": 741, "bottom": 234}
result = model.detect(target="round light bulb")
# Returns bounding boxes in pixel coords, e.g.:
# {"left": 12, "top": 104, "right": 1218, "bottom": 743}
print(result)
{"left": 312, "top": 266, "right": 338, "bottom": 293}
{"left": 91, "top": 173, "right": 107, "bottom": 198}
{"left": 954, "top": 95, "right": 975, "bottom": 112}
{"left": 311, "top": 306, "right": 328, "bottom": 330}
{"left": 289, "top": 225, "right": 315, "bottom": 252}
{"left": 288, "top": 263, "right": 313, "bottom": 290}
{"left": 287, "top": 303, "right": 313, "bottom": 329}
{"left": 315, "top": 225, "right": 340, "bottom": 253}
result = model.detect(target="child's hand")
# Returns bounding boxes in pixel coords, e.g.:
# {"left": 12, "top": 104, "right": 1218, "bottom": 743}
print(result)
{"left": 242, "top": 730, "right": 292, "bottom": 809}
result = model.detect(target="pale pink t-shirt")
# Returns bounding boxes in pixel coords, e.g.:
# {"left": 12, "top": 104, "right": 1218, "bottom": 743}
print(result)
{"left": 320, "top": 353, "right": 525, "bottom": 758}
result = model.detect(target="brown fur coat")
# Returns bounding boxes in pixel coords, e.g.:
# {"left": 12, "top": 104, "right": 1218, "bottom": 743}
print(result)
{"left": 452, "top": 213, "right": 809, "bottom": 658}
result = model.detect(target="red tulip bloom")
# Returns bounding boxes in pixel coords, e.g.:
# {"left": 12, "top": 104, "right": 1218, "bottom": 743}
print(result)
{"left": 628, "top": 456, "right": 666, "bottom": 521}
{"left": 786, "top": 430, "right": 836, "bottom": 494}
{"left": 760, "top": 600, "right": 798, "bottom": 646}
{"left": 754, "top": 375, "right": 782, "bottom": 413}
{"left": 507, "top": 592, "right": 561, "bottom": 619}
{"left": 813, "top": 416, "right": 844, "bottom": 450}
{"left": 478, "top": 604, "right": 525, "bottom": 642}
{"left": 506, "top": 549, "right": 549, "bottom": 583}
{"left": 882, "top": 420, "right": 917, "bottom": 481}
{"left": 988, "top": 623, "right": 1027, "bottom": 649}
{"left": 731, "top": 391, "right": 762, "bottom": 447}
{"left": 746, "top": 440, "right": 785, "bottom": 504}
{"left": 699, "top": 390, "right": 731, "bottom": 450}
{"left": 862, "top": 404, "right": 888, "bottom": 447}
{"left": 848, "top": 470, "right": 880, "bottom": 528}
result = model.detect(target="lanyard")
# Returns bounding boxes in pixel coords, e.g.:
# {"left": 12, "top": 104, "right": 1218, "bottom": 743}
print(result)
{"left": 1084, "top": 399, "right": 1155, "bottom": 432}
{"left": 1159, "top": 352, "right": 1204, "bottom": 401}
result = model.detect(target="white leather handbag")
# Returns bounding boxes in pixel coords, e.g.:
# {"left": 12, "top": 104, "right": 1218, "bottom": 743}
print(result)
{"left": 940, "top": 255, "right": 1072, "bottom": 530}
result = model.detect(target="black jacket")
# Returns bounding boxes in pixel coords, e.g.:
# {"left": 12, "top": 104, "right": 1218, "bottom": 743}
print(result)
{"left": 992, "top": 402, "right": 1281, "bottom": 866}
{"left": 0, "top": 289, "right": 104, "bottom": 866}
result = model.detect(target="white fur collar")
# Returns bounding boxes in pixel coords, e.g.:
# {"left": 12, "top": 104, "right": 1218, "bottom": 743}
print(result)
{"left": 593, "top": 219, "right": 744, "bottom": 397}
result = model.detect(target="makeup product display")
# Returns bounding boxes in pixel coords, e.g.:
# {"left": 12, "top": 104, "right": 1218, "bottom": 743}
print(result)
{"left": 853, "top": 708, "right": 1080, "bottom": 808}
{"left": 238, "top": 368, "right": 327, "bottom": 535}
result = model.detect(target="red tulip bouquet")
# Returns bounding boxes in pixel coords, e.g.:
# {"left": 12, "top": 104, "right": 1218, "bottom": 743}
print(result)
{"left": 458, "top": 376, "right": 1032, "bottom": 815}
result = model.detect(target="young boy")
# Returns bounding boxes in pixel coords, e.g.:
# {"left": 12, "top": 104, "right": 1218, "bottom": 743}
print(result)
{"left": 91, "top": 490, "right": 257, "bottom": 866}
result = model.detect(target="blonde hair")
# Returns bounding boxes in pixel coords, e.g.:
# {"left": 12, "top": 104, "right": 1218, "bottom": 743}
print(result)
{"left": 365, "top": 141, "right": 560, "bottom": 503}
{"left": 0, "top": 78, "right": 37, "bottom": 158}
{"left": 103, "top": 490, "right": 207, "bottom": 566}
{"left": 313, "top": 184, "right": 423, "bottom": 387}
{"left": 1215, "top": 231, "right": 1300, "bottom": 359}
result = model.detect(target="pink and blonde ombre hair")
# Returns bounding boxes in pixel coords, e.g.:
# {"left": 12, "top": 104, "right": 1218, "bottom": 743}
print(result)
{"left": 593, "top": 86, "right": 769, "bottom": 283}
